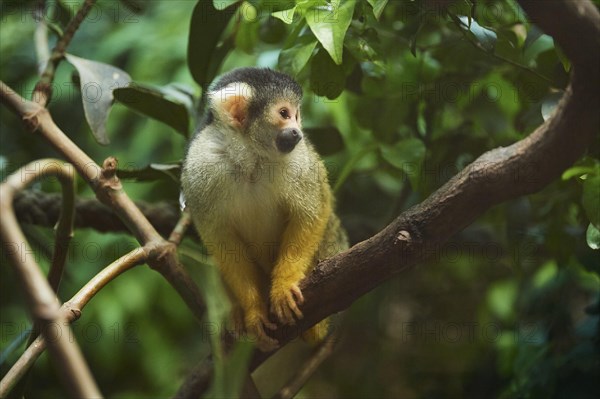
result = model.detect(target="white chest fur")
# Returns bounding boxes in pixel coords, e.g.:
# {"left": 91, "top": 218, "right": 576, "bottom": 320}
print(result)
{"left": 229, "top": 164, "right": 286, "bottom": 270}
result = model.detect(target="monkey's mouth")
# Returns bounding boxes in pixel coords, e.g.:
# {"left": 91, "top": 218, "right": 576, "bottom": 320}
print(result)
{"left": 275, "top": 128, "right": 302, "bottom": 153}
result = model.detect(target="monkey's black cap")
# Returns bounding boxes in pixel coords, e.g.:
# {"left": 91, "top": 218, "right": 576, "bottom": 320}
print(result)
{"left": 211, "top": 67, "right": 303, "bottom": 122}
{"left": 211, "top": 67, "right": 302, "bottom": 99}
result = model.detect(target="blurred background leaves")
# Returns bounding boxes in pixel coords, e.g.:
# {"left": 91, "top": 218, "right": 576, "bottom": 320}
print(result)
{"left": 1, "top": 0, "right": 598, "bottom": 397}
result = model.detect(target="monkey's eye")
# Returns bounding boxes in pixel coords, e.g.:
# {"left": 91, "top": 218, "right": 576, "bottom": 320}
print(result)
{"left": 279, "top": 108, "right": 290, "bottom": 119}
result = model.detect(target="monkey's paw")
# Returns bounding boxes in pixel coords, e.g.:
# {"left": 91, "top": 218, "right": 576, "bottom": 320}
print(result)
{"left": 246, "top": 313, "right": 279, "bottom": 352}
{"left": 270, "top": 283, "right": 304, "bottom": 325}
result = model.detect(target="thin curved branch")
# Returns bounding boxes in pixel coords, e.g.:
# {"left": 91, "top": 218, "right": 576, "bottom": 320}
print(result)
{"left": 0, "top": 162, "right": 102, "bottom": 398}
{"left": 16, "top": 160, "right": 75, "bottom": 398}
{"left": 0, "top": 247, "right": 148, "bottom": 396}
{"left": 176, "top": 0, "right": 600, "bottom": 395}
{"left": 0, "top": 160, "right": 75, "bottom": 293}
{"left": 168, "top": 209, "right": 192, "bottom": 244}
{"left": 272, "top": 332, "right": 339, "bottom": 399}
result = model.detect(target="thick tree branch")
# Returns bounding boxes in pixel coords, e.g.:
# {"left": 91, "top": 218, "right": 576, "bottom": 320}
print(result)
{"left": 270, "top": 0, "right": 600, "bottom": 360}
{"left": 270, "top": 0, "right": 599, "bottom": 349}
{"left": 12, "top": 190, "right": 183, "bottom": 238}
{"left": 177, "top": 0, "right": 600, "bottom": 395}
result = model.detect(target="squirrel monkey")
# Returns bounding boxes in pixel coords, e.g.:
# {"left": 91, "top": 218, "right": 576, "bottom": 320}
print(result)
{"left": 181, "top": 67, "right": 348, "bottom": 351}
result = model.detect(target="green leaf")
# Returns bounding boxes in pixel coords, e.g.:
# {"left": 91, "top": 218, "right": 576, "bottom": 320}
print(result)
{"left": 113, "top": 83, "right": 191, "bottom": 137}
{"left": 116, "top": 163, "right": 181, "bottom": 182}
{"left": 541, "top": 92, "right": 562, "bottom": 122}
{"left": 408, "top": 20, "right": 424, "bottom": 57}
{"left": 178, "top": 239, "right": 252, "bottom": 397}
{"left": 494, "top": 29, "right": 523, "bottom": 64}
{"left": 117, "top": 0, "right": 146, "bottom": 14}
{"left": 278, "top": 35, "right": 318, "bottom": 76}
{"left": 259, "top": 17, "right": 287, "bottom": 43}
{"left": 562, "top": 166, "right": 596, "bottom": 181}
{"left": 210, "top": 341, "right": 254, "bottom": 399}
{"left": 554, "top": 44, "right": 571, "bottom": 72}
{"left": 523, "top": 33, "right": 554, "bottom": 65}
{"left": 458, "top": 15, "right": 497, "bottom": 52}
{"left": 367, "top": 0, "right": 388, "bottom": 20}
{"left": 583, "top": 175, "right": 600, "bottom": 229}
{"left": 235, "top": 19, "right": 259, "bottom": 54}
{"left": 305, "top": 0, "right": 356, "bottom": 65}
{"left": 333, "top": 143, "right": 378, "bottom": 193}
{"left": 586, "top": 224, "right": 600, "bottom": 250}
{"left": 65, "top": 54, "right": 131, "bottom": 145}
{"left": 524, "top": 25, "right": 544, "bottom": 49}
{"left": 344, "top": 28, "right": 380, "bottom": 61}
{"left": 305, "top": 126, "right": 345, "bottom": 156}
{"left": 188, "top": 1, "right": 240, "bottom": 89}
{"left": 417, "top": 100, "right": 427, "bottom": 137}
{"left": 309, "top": 48, "right": 346, "bottom": 99}
{"left": 272, "top": 6, "right": 296, "bottom": 24}
{"left": 562, "top": 158, "right": 600, "bottom": 181}
{"left": 532, "top": 261, "right": 557, "bottom": 288}
{"left": 213, "top": 0, "right": 239, "bottom": 10}
{"left": 380, "top": 138, "right": 426, "bottom": 190}
{"left": 487, "top": 280, "right": 517, "bottom": 321}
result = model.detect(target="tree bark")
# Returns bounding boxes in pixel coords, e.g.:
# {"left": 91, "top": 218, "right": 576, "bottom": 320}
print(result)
{"left": 249, "top": 0, "right": 600, "bottom": 369}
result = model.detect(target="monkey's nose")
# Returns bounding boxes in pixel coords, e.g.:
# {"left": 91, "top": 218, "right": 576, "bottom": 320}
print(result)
{"left": 276, "top": 128, "right": 302, "bottom": 153}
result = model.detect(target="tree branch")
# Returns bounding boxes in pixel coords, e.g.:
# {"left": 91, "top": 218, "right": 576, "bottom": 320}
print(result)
{"left": 0, "top": 80, "right": 206, "bottom": 325}
{"left": 269, "top": 0, "right": 600, "bottom": 361}
{"left": 168, "top": 209, "right": 192, "bottom": 244}
{"left": 176, "top": 0, "right": 600, "bottom": 395}
{"left": 0, "top": 247, "right": 148, "bottom": 396}
{"left": 33, "top": 0, "right": 97, "bottom": 106}
{"left": 12, "top": 190, "right": 184, "bottom": 238}
{"left": 0, "top": 161, "right": 101, "bottom": 397}
{"left": 272, "top": 332, "right": 339, "bottom": 399}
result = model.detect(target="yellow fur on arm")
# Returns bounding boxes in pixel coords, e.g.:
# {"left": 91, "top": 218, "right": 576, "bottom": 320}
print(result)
{"left": 271, "top": 185, "right": 332, "bottom": 290}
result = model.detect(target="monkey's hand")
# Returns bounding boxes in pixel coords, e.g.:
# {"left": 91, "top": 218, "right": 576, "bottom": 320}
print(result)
{"left": 270, "top": 281, "right": 305, "bottom": 325}
{"left": 271, "top": 185, "right": 332, "bottom": 325}
{"left": 245, "top": 311, "right": 279, "bottom": 352}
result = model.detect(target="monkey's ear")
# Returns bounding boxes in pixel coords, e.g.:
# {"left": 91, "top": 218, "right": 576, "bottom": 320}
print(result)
{"left": 209, "top": 82, "right": 253, "bottom": 129}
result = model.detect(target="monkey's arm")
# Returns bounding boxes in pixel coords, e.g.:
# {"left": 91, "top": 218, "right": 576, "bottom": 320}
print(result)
{"left": 209, "top": 231, "right": 279, "bottom": 351}
{"left": 270, "top": 186, "right": 332, "bottom": 325}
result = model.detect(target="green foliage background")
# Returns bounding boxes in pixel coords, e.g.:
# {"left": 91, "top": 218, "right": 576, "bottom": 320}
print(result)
{"left": 1, "top": 0, "right": 599, "bottom": 397}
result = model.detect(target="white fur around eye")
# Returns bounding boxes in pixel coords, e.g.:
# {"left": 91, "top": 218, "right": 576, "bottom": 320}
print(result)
{"left": 209, "top": 82, "right": 253, "bottom": 104}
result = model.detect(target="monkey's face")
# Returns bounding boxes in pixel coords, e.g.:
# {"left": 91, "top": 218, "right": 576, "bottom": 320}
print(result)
{"left": 208, "top": 80, "right": 304, "bottom": 155}
{"left": 264, "top": 100, "right": 303, "bottom": 154}
{"left": 242, "top": 98, "right": 304, "bottom": 155}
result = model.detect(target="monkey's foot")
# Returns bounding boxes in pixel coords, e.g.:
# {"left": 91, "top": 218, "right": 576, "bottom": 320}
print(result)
{"left": 270, "top": 283, "right": 304, "bottom": 325}
{"left": 246, "top": 313, "right": 278, "bottom": 352}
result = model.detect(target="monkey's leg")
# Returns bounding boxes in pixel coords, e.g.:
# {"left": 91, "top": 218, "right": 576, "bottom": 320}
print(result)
{"left": 211, "top": 234, "right": 279, "bottom": 351}
{"left": 270, "top": 200, "right": 332, "bottom": 325}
